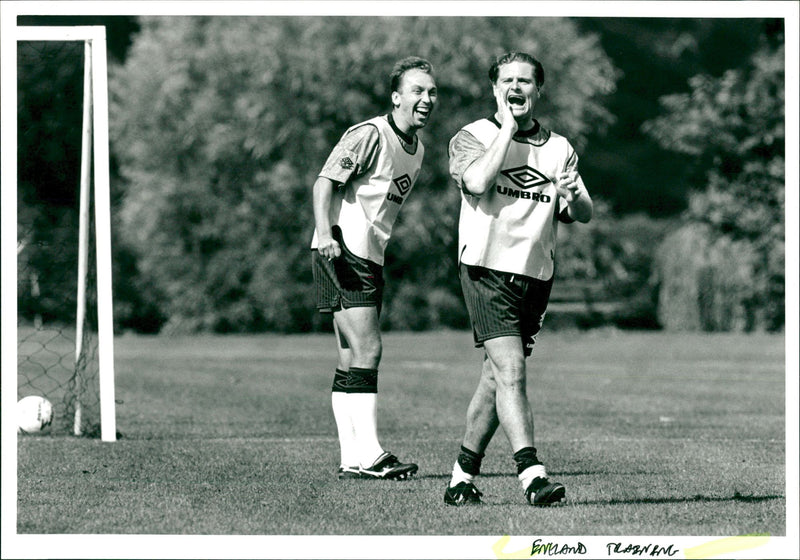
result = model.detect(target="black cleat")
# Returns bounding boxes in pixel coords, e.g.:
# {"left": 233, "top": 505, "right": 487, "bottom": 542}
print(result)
{"left": 444, "top": 481, "right": 483, "bottom": 506}
{"left": 337, "top": 466, "right": 362, "bottom": 480}
{"left": 525, "top": 477, "right": 565, "bottom": 506}
{"left": 359, "top": 452, "right": 418, "bottom": 480}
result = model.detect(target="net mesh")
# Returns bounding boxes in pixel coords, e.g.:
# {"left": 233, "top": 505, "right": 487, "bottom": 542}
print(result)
{"left": 17, "top": 39, "right": 102, "bottom": 437}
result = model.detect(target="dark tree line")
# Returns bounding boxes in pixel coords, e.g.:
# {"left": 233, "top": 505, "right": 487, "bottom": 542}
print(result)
{"left": 16, "top": 16, "right": 785, "bottom": 333}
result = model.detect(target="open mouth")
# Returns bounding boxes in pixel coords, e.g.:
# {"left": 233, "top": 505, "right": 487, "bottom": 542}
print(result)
{"left": 415, "top": 106, "right": 431, "bottom": 118}
{"left": 508, "top": 94, "right": 526, "bottom": 107}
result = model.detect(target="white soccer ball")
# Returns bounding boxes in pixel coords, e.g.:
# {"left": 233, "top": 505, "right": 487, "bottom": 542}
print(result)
{"left": 16, "top": 396, "right": 54, "bottom": 434}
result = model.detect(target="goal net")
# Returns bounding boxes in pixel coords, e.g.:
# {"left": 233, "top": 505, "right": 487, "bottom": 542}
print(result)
{"left": 16, "top": 26, "right": 116, "bottom": 441}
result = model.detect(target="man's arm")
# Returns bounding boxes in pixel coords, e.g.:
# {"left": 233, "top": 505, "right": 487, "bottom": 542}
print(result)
{"left": 554, "top": 170, "right": 593, "bottom": 223}
{"left": 312, "top": 123, "right": 381, "bottom": 259}
{"left": 554, "top": 148, "right": 593, "bottom": 223}
{"left": 313, "top": 176, "right": 341, "bottom": 260}
{"left": 460, "top": 91, "right": 517, "bottom": 196}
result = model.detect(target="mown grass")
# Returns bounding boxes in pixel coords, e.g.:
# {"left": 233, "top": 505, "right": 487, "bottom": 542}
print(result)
{"left": 16, "top": 330, "right": 785, "bottom": 536}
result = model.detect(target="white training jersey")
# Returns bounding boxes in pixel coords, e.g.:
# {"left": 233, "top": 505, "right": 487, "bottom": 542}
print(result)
{"left": 311, "top": 115, "right": 424, "bottom": 265}
{"left": 452, "top": 118, "right": 583, "bottom": 281}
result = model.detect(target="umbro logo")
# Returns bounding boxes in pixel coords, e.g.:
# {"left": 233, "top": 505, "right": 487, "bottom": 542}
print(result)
{"left": 500, "top": 166, "right": 550, "bottom": 189}
{"left": 393, "top": 174, "right": 412, "bottom": 195}
{"left": 340, "top": 156, "right": 354, "bottom": 170}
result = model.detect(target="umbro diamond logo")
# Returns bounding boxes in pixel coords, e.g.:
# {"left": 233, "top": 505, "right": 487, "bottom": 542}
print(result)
{"left": 340, "top": 156, "right": 354, "bottom": 170}
{"left": 393, "top": 174, "right": 412, "bottom": 195}
{"left": 500, "top": 165, "right": 550, "bottom": 189}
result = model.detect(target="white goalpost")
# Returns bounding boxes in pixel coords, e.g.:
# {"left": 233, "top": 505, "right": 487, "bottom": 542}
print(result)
{"left": 15, "top": 25, "right": 116, "bottom": 442}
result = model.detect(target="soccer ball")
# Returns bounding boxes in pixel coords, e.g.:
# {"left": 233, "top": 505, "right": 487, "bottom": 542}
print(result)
{"left": 16, "top": 396, "right": 54, "bottom": 434}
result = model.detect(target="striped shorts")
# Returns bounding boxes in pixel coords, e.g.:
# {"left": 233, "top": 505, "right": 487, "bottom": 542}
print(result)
{"left": 459, "top": 264, "right": 553, "bottom": 357}
{"left": 311, "top": 226, "right": 384, "bottom": 314}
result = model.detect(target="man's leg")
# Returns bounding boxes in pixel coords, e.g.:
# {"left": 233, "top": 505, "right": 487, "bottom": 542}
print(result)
{"left": 330, "top": 320, "right": 359, "bottom": 477}
{"left": 450, "top": 356, "right": 500, "bottom": 484}
{"left": 445, "top": 355, "right": 499, "bottom": 505}
{"left": 462, "top": 355, "right": 501, "bottom": 453}
{"left": 332, "top": 305, "right": 417, "bottom": 479}
{"left": 332, "top": 306, "right": 383, "bottom": 466}
{"left": 482, "top": 335, "right": 533, "bottom": 451}
{"left": 333, "top": 319, "right": 352, "bottom": 372}
{"left": 332, "top": 306, "right": 382, "bottom": 370}
{"left": 483, "top": 335, "right": 564, "bottom": 505}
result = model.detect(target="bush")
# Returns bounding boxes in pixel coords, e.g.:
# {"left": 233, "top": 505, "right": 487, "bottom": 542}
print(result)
{"left": 383, "top": 283, "right": 468, "bottom": 332}
{"left": 655, "top": 222, "right": 774, "bottom": 332}
{"left": 109, "top": 16, "right": 617, "bottom": 334}
{"left": 645, "top": 39, "right": 784, "bottom": 333}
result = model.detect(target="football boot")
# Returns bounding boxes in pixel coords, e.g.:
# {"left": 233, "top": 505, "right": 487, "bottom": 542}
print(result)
{"left": 337, "top": 465, "right": 363, "bottom": 480}
{"left": 444, "top": 481, "right": 483, "bottom": 506}
{"left": 525, "top": 476, "right": 565, "bottom": 506}
{"left": 359, "top": 452, "right": 418, "bottom": 480}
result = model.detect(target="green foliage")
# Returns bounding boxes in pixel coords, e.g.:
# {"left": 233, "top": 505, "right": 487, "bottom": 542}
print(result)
{"left": 644, "top": 41, "right": 784, "bottom": 331}
{"left": 553, "top": 203, "right": 672, "bottom": 329}
{"left": 573, "top": 18, "right": 779, "bottom": 216}
{"left": 656, "top": 223, "right": 763, "bottom": 331}
{"left": 16, "top": 26, "right": 145, "bottom": 331}
{"left": 17, "top": 18, "right": 781, "bottom": 334}
{"left": 109, "top": 16, "right": 618, "bottom": 332}
{"left": 16, "top": 42, "right": 85, "bottom": 325}
{"left": 556, "top": 202, "right": 666, "bottom": 299}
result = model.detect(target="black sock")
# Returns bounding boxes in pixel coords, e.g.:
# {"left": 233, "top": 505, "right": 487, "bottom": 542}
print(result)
{"left": 332, "top": 368, "right": 348, "bottom": 392}
{"left": 513, "top": 446, "right": 541, "bottom": 475}
{"left": 346, "top": 367, "right": 378, "bottom": 393}
{"left": 457, "top": 445, "right": 484, "bottom": 477}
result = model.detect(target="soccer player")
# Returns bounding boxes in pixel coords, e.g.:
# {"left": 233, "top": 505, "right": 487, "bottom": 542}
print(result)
{"left": 311, "top": 56, "right": 437, "bottom": 480}
{"left": 443, "top": 52, "right": 593, "bottom": 506}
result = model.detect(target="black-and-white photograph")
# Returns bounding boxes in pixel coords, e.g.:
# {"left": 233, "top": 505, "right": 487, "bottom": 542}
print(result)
{"left": 2, "top": 1, "right": 797, "bottom": 559}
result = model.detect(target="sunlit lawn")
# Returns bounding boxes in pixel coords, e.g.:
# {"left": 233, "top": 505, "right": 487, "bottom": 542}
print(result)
{"left": 16, "top": 330, "right": 785, "bottom": 541}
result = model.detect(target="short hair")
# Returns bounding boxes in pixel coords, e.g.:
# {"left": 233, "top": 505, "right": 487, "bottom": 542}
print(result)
{"left": 488, "top": 52, "right": 545, "bottom": 89}
{"left": 389, "top": 56, "right": 434, "bottom": 93}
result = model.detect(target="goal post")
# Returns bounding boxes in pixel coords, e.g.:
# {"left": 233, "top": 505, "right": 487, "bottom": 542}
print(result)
{"left": 15, "top": 25, "right": 116, "bottom": 442}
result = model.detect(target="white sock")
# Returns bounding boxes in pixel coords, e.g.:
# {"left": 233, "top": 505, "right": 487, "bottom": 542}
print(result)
{"left": 348, "top": 393, "right": 384, "bottom": 467}
{"left": 449, "top": 461, "right": 475, "bottom": 488}
{"left": 331, "top": 392, "right": 358, "bottom": 467}
{"left": 519, "top": 464, "right": 547, "bottom": 491}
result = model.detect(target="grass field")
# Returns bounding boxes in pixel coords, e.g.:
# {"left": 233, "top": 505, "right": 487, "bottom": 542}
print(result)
{"left": 15, "top": 330, "right": 786, "bottom": 539}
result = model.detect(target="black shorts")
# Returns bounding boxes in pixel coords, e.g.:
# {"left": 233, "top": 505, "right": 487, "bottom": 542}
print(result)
{"left": 459, "top": 264, "right": 553, "bottom": 357}
{"left": 312, "top": 226, "right": 384, "bottom": 314}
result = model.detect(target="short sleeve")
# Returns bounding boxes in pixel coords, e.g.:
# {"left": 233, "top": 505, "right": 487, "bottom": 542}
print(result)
{"left": 318, "top": 123, "right": 381, "bottom": 185}
{"left": 448, "top": 129, "right": 487, "bottom": 191}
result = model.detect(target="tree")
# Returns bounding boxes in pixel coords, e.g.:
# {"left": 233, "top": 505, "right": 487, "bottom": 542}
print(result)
{"left": 109, "top": 16, "right": 618, "bottom": 332}
{"left": 644, "top": 38, "right": 785, "bottom": 331}
{"left": 17, "top": 40, "right": 85, "bottom": 325}
{"left": 576, "top": 18, "right": 777, "bottom": 216}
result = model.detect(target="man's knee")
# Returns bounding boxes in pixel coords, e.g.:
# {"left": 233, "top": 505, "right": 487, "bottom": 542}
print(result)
{"left": 483, "top": 336, "right": 525, "bottom": 373}
{"left": 346, "top": 331, "right": 381, "bottom": 366}
{"left": 480, "top": 357, "right": 498, "bottom": 387}
{"left": 490, "top": 356, "right": 526, "bottom": 389}
{"left": 334, "top": 307, "right": 382, "bottom": 365}
{"left": 358, "top": 336, "right": 382, "bottom": 362}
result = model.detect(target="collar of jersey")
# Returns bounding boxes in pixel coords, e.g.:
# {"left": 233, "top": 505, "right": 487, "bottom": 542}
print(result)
{"left": 387, "top": 113, "right": 416, "bottom": 146}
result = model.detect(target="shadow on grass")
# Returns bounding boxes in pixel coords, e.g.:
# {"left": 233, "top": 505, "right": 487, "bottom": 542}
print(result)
{"left": 419, "top": 472, "right": 528, "bottom": 480}
{"left": 476, "top": 494, "right": 784, "bottom": 507}
{"left": 573, "top": 493, "right": 785, "bottom": 506}
{"left": 419, "top": 470, "right": 654, "bottom": 480}
{"left": 419, "top": 474, "right": 784, "bottom": 506}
